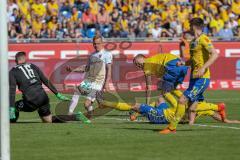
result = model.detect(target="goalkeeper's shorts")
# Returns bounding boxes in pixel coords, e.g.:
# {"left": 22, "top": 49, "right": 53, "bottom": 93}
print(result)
{"left": 15, "top": 89, "right": 51, "bottom": 118}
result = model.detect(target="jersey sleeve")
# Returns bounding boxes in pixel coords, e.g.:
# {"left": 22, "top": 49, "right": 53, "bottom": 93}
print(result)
{"left": 200, "top": 35, "right": 214, "bottom": 52}
{"left": 143, "top": 64, "right": 152, "bottom": 76}
{"left": 9, "top": 69, "right": 17, "bottom": 107}
{"left": 104, "top": 52, "right": 113, "bottom": 64}
{"left": 32, "top": 64, "right": 59, "bottom": 95}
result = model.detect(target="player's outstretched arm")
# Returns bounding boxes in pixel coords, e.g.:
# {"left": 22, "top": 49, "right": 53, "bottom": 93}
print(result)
{"left": 223, "top": 119, "right": 240, "bottom": 124}
{"left": 212, "top": 112, "right": 240, "bottom": 124}
{"left": 66, "top": 65, "right": 87, "bottom": 73}
{"left": 179, "top": 37, "right": 190, "bottom": 62}
{"left": 33, "top": 64, "right": 70, "bottom": 101}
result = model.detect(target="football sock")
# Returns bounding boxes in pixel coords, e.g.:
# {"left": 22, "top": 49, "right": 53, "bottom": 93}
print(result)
{"left": 68, "top": 92, "right": 80, "bottom": 114}
{"left": 196, "top": 110, "right": 215, "bottom": 118}
{"left": 164, "top": 92, "right": 178, "bottom": 110}
{"left": 101, "top": 101, "right": 131, "bottom": 111}
{"left": 196, "top": 102, "right": 218, "bottom": 112}
{"left": 52, "top": 115, "right": 78, "bottom": 123}
{"left": 171, "top": 90, "right": 183, "bottom": 98}
{"left": 168, "top": 103, "right": 186, "bottom": 130}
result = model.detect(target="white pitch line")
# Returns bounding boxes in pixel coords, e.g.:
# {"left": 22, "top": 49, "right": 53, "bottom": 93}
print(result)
{"left": 18, "top": 119, "right": 40, "bottom": 122}
{"left": 193, "top": 124, "right": 240, "bottom": 130}
{"left": 100, "top": 117, "right": 240, "bottom": 130}
{"left": 15, "top": 116, "right": 240, "bottom": 130}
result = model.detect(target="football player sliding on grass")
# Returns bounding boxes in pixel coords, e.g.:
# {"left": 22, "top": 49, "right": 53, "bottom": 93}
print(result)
{"left": 132, "top": 53, "right": 189, "bottom": 125}
{"left": 96, "top": 93, "right": 240, "bottom": 129}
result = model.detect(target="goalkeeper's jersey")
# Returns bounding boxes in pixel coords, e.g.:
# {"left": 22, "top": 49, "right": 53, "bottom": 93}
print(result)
{"left": 9, "top": 63, "right": 58, "bottom": 106}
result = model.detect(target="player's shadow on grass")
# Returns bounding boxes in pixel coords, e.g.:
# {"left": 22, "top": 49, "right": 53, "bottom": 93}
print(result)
{"left": 104, "top": 114, "right": 132, "bottom": 118}
{"left": 114, "top": 127, "right": 212, "bottom": 132}
{"left": 13, "top": 121, "right": 42, "bottom": 124}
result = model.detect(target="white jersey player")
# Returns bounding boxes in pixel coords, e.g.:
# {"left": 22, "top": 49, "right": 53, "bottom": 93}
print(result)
{"left": 66, "top": 35, "right": 112, "bottom": 118}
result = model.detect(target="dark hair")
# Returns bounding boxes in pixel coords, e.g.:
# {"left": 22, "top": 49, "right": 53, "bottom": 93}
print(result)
{"left": 190, "top": 18, "right": 204, "bottom": 29}
{"left": 93, "top": 33, "right": 103, "bottom": 42}
{"left": 15, "top": 51, "right": 26, "bottom": 63}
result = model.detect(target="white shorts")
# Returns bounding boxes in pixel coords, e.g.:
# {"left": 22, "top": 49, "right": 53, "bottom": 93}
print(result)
{"left": 77, "top": 80, "right": 103, "bottom": 102}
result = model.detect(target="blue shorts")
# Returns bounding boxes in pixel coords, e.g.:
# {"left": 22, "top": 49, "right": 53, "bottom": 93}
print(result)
{"left": 183, "top": 78, "right": 210, "bottom": 103}
{"left": 158, "top": 59, "right": 189, "bottom": 92}
{"left": 139, "top": 103, "right": 169, "bottom": 124}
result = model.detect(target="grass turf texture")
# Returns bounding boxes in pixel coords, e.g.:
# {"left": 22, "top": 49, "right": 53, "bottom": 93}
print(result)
{"left": 12, "top": 90, "right": 240, "bottom": 160}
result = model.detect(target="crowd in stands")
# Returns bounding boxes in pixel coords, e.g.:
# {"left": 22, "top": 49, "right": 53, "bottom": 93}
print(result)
{"left": 7, "top": 0, "right": 240, "bottom": 40}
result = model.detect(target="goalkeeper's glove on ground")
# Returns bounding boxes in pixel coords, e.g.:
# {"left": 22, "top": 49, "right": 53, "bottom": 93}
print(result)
{"left": 9, "top": 107, "right": 16, "bottom": 120}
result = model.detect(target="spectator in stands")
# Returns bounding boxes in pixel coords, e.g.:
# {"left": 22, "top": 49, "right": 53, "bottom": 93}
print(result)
{"left": 47, "top": 0, "right": 59, "bottom": 17}
{"left": 40, "top": 22, "right": 49, "bottom": 38}
{"left": 210, "top": 14, "right": 224, "bottom": 32}
{"left": 228, "top": 17, "right": 238, "bottom": 29}
{"left": 236, "top": 26, "right": 240, "bottom": 37}
{"left": 97, "top": 7, "right": 111, "bottom": 37}
{"left": 136, "top": 19, "right": 148, "bottom": 37}
{"left": 82, "top": 7, "right": 96, "bottom": 30}
{"left": 8, "top": 0, "right": 18, "bottom": 16}
{"left": 218, "top": 22, "right": 234, "bottom": 40}
{"left": 89, "top": 0, "right": 99, "bottom": 16}
{"left": 8, "top": 23, "right": 18, "bottom": 39}
{"left": 104, "top": 0, "right": 114, "bottom": 13}
{"left": 6, "top": 0, "right": 240, "bottom": 40}
{"left": 151, "top": 22, "right": 162, "bottom": 39}
{"left": 119, "top": 12, "right": 129, "bottom": 37}
{"left": 32, "top": 15, "right": 42, "bottom": 37}
{"left": 19, "top": 16, "right": 29, "bottom": 37}
{"left": 231, "top": 0, "right": 240, "bottom": 15}
{"left": 48, "top": 16, "right": 58, "bottom": 32}
{"left": 31, "top": 0, "right": 46, "bottom": 18}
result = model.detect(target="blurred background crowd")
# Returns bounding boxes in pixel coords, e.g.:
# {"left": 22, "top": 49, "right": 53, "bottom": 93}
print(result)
{"left": 7, "top": 0, "right": 240, "bottom": 40}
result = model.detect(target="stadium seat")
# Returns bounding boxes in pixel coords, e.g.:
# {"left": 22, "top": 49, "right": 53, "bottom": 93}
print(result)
{"left": 86, "top": 28, "right": 96, "bottom": 38}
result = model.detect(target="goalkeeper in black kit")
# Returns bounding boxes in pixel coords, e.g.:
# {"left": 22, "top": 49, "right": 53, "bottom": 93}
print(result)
{"left": 9, "top": 51, "right": 70, "bottom": 123}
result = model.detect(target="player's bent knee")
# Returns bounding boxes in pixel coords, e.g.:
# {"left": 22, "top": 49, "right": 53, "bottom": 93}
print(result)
{"left": 84, "top": 100, "right": 92, "bottom": 107}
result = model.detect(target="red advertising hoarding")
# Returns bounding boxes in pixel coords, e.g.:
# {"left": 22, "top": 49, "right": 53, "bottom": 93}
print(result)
{"left": 8, "top": 42, "right": 240, "bottom": 91}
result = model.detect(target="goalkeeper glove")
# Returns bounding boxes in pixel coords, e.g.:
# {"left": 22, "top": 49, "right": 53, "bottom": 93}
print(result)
{"left": 56, "top": 93, "right": 70, "bottom": 101}
{"left": 9, "top": 107, "right": 16, "bottom": 120}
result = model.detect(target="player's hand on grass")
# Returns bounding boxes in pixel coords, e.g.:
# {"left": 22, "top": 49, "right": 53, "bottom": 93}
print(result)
{"left": 56, "top": 93, "right": 70, "bottom": 101}
{"left": 9, "top": 107, "right": 16, "bottom": 120}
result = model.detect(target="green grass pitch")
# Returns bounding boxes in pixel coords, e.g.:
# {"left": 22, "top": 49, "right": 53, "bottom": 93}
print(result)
{"left": 11, "top": 90, "right": 240, "bottom": 160}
